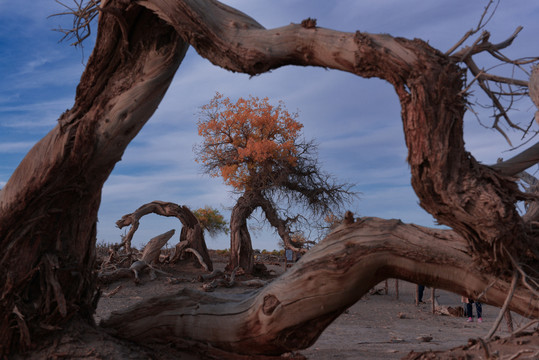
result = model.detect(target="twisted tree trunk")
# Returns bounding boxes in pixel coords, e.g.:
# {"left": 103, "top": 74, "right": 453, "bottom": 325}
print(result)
{"left": 116, "top": 201, "right": 212, "bottom": 270}
{"left": 227, "top": 191, "right": 263, "bottom": 272}
{"left": 1, "top": 0, "right": 538, "bottom": 358}
{"left": 102, "top": 217, "right": 539, "bottom": 356}
{"left": 0, "top": 4, "right": 188, "bottom": 355}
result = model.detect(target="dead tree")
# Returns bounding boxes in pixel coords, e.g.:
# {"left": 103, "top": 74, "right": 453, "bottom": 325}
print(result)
{"left": 116, "top": 201, "right": 213, "bottom": 270}
{"left": 98, "top": 229, "right": 175, "bottom": 284}
{"left": 0, "top": 0, "right": 538, "bottom": 358}
{"left": 101, "top": 218, "right": 539, "bottom": 355}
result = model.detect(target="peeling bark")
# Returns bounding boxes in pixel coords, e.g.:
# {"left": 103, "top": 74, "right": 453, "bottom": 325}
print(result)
{"left": 0, "top": 3, "right": 188, "bottom": 354}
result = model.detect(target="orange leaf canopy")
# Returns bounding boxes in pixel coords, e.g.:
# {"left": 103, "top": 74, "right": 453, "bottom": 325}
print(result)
{"left": 197, "top": 93, "right": 303, "bottom": 190}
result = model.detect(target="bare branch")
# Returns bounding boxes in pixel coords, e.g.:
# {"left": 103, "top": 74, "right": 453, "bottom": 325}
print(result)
{"left": 465, "top": 58, "right": 524, "bottom": 136}
{"left": 445, "top": 0, "right": 499, "bottom": 55}
{"left": 49, "top": 0, "right": 101, "bottom": 47}
{"left": 447, "top": 7, "right": 539, "bottom": 144}
{"left": 474, "top": 72, "right": 528, "bottom": 87}
{"left": 485, "top": 271, "right": 519, "bottom": 339}
{"left": 491, "top": 141, "right": 539, "bottom": 175}
{"left": 452, "top": 26, "right": 523, "bottom": 61}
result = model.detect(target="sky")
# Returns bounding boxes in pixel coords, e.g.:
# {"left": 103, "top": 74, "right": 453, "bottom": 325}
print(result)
{"left": 1, "top": 1, "right": 538, "bottom": 251}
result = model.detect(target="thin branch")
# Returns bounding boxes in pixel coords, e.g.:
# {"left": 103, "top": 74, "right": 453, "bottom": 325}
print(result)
{"left": 474, "top": 72, "right": 528, "bottom": 87}
{"left": 452, "top": 26, "right": 523, "bottom": 61}
{"left": 445, "top": 0, "right": 499, "bottom": 55}
{"left": 449, "top": 13, "right": 538, "bottom": 144}
{"left": 512, "top": 319, "right": 539, "bottom": 336}
{"left": 505, "top": 249, "right": 539, "bottom": 300}
{"left": 49, "top": 0, "right": 101, "bottom": 47}
{"left": 485, "top": 271, "right": 519, "bottom": 339}
{"left": 465, "top": 58, "right": 523, "bottom": 135}
{"left": 458, "top": 31, "right": 490, "bottom": 62}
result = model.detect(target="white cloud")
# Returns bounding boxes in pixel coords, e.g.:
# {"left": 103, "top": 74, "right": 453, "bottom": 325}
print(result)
{"left": 0, "top": 141, "right": 36, "bottom": 153}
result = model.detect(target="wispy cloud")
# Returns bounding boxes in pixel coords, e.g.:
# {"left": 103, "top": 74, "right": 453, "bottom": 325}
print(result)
{"left": 0, "top": 141, "right": 36, "bottom": 153}
{"left": 3, "top": 0, "right": 538, "bottom": 251}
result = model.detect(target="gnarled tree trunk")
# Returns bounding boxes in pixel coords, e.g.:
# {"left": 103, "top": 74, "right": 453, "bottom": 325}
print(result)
{"left": 116, "top": 201, "right": 212, "bottom": 271}
{"left": 0, "top": 3, "right": 188, "bottom": 356}
{"left": 1, "top": 0, "right": 538, "bottom": 358}
{"left": 101, "top": 217, "right": 539, "bottom": 356}
{"left": 227, "top": 191, "right": 263, "bottom": 272}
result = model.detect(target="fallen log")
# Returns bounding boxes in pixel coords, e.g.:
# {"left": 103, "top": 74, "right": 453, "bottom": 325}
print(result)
{"left": 101, "top": 217, "right": 539, "bottom": 356}
{"left": 98, "top": 230, "right": 176, "bottom": 284}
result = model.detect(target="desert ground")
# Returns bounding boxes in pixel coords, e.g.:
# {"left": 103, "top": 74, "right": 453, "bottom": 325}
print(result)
{"left": 95, "top": 251, "right": 533, "bottom": 359}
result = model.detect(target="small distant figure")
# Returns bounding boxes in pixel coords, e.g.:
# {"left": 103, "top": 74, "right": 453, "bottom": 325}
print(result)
{"left": 417, "top": 285, "right": 425, "bottom": 304}
{"left": 462, "top": 297, "right": 482, "bottom": 323}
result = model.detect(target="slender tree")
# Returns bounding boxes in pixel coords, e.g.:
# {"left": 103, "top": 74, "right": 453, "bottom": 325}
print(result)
{"left": 195, "top": 93, "right": 353, "bottom": 272}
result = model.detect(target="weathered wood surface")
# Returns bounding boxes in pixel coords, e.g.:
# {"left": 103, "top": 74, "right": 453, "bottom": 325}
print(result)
{"left": 1, "top": 0, "right": 538, "bottom": 357}
{"left": 117, "top": 201, "right": 213, "bottom": 271}
{"left": 101, "top": 217, "right": 539, "bottom": 355}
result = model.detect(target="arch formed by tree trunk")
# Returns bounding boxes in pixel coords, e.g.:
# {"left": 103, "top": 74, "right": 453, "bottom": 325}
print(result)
{"left": 0, "top": 0, "right": 538, "bottom": 357}
{"left": 116, "top": 201, "right": 213, "bottom": 270}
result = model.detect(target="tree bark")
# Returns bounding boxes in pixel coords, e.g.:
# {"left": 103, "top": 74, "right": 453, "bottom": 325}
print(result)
{"left": 227, "top": 191, "right": 262, "bottom": 273}
{"left": 0, "top": 4, "right": 188, "bottom": 355}
{"left": 101, "top": 217, "right": 539, "bottom": 356}
{"left": 1, "top": 0, "right": 538, "bottom": 357}
{"left": 116, "top": 201, "right": 212, "bottom": 271}
{"left": 138, "top": 0, "right": 537, "bottom": 272}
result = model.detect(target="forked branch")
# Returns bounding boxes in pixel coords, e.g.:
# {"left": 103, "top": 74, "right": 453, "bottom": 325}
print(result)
{"left": 447, "top": 3, "right": 539, "bottom": 143}
{"left": 49, "top": 0, "right": 101, "bottom": 46}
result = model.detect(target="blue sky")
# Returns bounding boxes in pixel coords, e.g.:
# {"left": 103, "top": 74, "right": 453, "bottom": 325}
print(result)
{"left": 1, "top": 1, "right": 538, "bottom": 250}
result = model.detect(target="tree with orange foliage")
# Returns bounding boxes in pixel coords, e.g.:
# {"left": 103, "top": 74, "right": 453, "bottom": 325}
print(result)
{"left": 195, "top": 93, "right": 354, "bottom": 272}
{"left": 193, "top": 206, "right": 228, "bottom": 237}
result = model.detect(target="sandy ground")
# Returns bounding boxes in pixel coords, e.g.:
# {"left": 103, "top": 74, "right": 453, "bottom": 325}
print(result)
{"left": 300, "top": 280, "right": 525, "bottom": 359}
{"left": 95, "top": 255, "right": 529, "bottom": 359}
